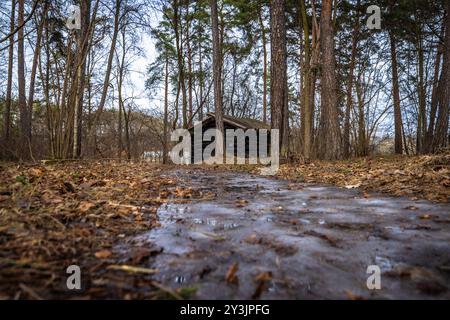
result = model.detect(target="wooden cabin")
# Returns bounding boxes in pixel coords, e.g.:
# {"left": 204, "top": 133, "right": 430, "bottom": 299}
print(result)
{"left": 188, "top": 113, "right": 271, "bottom": 163}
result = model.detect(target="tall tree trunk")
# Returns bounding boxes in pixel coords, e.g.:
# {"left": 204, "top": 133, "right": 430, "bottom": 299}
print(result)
{"left": 173, "top": 0, "right": 188, "bottom": 128}
{"left": 163, "top": 56, "right": 169, "bottom": 164}
{"left": 425, "top": 34, "right": 443, "bottom": 152}
{"left": 356, "top": 76, "right": 367, "bottom": 156}
{"left": 17, "top": 0, "right": 30, "bottom": 160}
{"left": 198, "top": 40, "right": 204, "bottom": 120}
{"left": 90, "top": 0, "right": 121, "bottom": 153}
{"left": 73, "top": 0, "right": 93, "bottom": 158}
{"left": 118, "top": 97, "right": 123, "bottom": 159}
{"left": 433, "top": 5, "right": 450, "bottom": 151}
{"left": 270, "top": 0, "right": 287, "bottom": 154}
{"left": 186, "top": 3, "right": 193, "bottom": 127}
{"left": 117, "top": 28, "right": 127, "bottom": 159}
{"left": 3, "top": 0, "right": 15, "bottom": 154}
{"left": 258, "top": 0, "right": 268, "bottom": 124}
{"left": 124, "top": 108, "right": 131, "bottom": 159}
{"left": 317, "top": 0, "right": 341, "bottom": 160}
{"left": 416, "top": 29, "right": 427, "bottom": 154}
{"left": 389, "top": 32, "right": 403, "bottom": 154}
{"left": 309, "top": 1, "right": 320, "bottom": 154}
{"left": 211, "top": 0, "right": 224, "bottom": 134}
{"left": 27, "top": 2, "right": 48, "bottom": 134}
{"left": 230, "top": 58, "right": 237, "bottom": 117}
{"left": 300, "top": 0, "right": 311, "bottom": 161}
{"left": 343, "top": 8, "right": 359, "bottom": 159}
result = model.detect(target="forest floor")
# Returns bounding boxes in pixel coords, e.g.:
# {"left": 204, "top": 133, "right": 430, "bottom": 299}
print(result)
{"left": 0, "top": 154, "right": 449, "bottom": 299}
{"left": 272, "top": 153, "right": 449, "bottom": 203}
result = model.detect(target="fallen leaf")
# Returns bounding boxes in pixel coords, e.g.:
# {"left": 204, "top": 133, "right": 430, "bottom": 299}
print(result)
{"left": 225, "top": 262, "right": 239, "bottom": 285}
{"left": 78, "top": 201, "right": 96, "bottom": 212}
{"left": 129, "top": 247, "right": 162, "bottom": 264}
{"left": 255, "top": 271, "right": 272, "bottom": 282}
{"left": 95, "top": 250, "right": 112, "bottom": 259}
{"left": 235, "top": 199, "right": 248, "bottom": 207}
{"left": 107, "top": 265, "right": 159, "bottom": 274}
{"left": 252, "top": 271, "right": 272, "bottom": 299}
{"left": 344, "top": 289, "right": 364, "bottom": 300}
{"left": 174, "top": 187, "right": 193, "bottom": 198}
{"left": 28, "top": 168, "right": 43, "bottom": 177}
{"left": 159, "top": 191, "right": 169, "bottom": 199}
{"left": 244, "top": 233, "right": 260, "bottom": 244}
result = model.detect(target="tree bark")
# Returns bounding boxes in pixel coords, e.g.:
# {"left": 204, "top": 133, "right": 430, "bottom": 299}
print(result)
{"left": 173, "top": 0, "right": 188, "bottom": 128}
{"left": 425, "top": 34, "right": 443, "bottom": 152}
{"left": 356, "top": 76, "right": 367, "bottom": 156}
{"left": 300, "top": 0, "right": 312, "bottom": 161}
{"left": 389, "top": 32, "right": 403, "bottom": 154}
{"left": 258, "top": 0, "right": 268, "bottom": 124}
{"left": 186, "top": 2, "right": 193, "bottom": 127}
{"left": 73, "top": 0, "right": 92, "bottom": 158}
{"left": 3, "top": 0, "right": 15, "bottom": 152}
{"left": 90, "top": 0, "right": 121, "bottom": 154}
{"left": 433, "top": 5, "right": 450, "bottom": 151}
{"left": 343, "top": 8, "right": 359, "bottom": 159}
{"left": 270, "top": 0, "right": 288, "bottom": 154}
{"left": 416, "top": 29, "right": 427, "bottom": 154}
{"left": 163, "top": 56, "right": 169, "bottom": 164}
{"left": 198, "top": 39, "right": 204, "bottom": 121}
{"left": 317, "top": 0, "right": 341, "bottom": 160}
{"left": 117, "top": 27, "right": 127, "bottom": 159}
{"left": 211, "top": 0, "right": 224, "bottom": 134}
{"left": 17, "top": 0, "right": 30, "bottom": 160}
{"left": 27, "top": 2, "right": 48, "bottom": 136}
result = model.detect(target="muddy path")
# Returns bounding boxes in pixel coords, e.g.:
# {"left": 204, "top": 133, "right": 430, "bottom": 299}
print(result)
{"left": 120, "top": 169, "right": 450, "bottom": 299}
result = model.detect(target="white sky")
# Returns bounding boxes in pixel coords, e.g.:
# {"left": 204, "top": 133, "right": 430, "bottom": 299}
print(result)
{"left": 125, "top": 33, "right": 158, "bottom": 111}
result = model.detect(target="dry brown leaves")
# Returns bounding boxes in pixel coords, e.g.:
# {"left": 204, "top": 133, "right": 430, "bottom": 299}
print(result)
{"left": 276, "top": 154, "right": 450, "bottom": 202}
{"left": 0, "top": 160, "right": 176, "bottom": 299}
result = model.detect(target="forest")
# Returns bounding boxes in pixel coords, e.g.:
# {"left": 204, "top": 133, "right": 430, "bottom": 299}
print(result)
{"left": 0, "top": 0, "right": 448, "bottom": 161}
{"left": 0, "top": 0, "right": 449, "bottom": 301}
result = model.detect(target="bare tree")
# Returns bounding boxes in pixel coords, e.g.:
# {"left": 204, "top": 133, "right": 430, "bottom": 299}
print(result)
{"left": 90, "top": 0, "right": 122, "bottom": 154}
{"left": 17, "top": 0, "right": 30, "bottom": 159}
{"left": 2, "top": 0, "right": 15, "bottom": 152}
{"left": 343, "top": 5, "right": 359, "bottom": 158}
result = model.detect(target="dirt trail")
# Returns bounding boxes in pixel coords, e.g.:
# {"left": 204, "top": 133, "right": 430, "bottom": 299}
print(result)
{"left": 121, "top": 169, "right": 450, "bottom": 299}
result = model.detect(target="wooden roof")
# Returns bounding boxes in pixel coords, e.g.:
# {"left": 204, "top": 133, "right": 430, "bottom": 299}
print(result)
{"left": 189, "top": 113, "right": 270, "bottom": 131}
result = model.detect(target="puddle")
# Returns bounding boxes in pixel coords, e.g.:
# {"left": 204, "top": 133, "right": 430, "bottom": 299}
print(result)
{"left": 375, "top": 256, "right": 394, "bottom": 271}
{"left": 123, "top": 169, "right": 450, "bottom": 299}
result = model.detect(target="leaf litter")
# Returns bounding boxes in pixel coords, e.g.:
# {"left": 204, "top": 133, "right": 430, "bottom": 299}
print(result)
{"left": 0, "top": 160, "right": 189, "bottom": 299}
